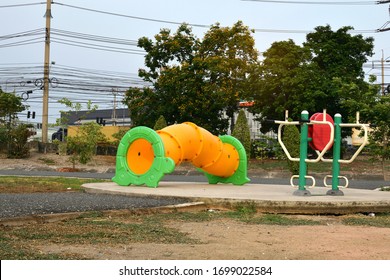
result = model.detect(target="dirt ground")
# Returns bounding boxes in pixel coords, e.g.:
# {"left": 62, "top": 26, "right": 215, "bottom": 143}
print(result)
{"left": 33, "top": 217, "right": 390, "bottom": 260}
{"left": 1, "top": 152, "right": 390, "bottom": 260}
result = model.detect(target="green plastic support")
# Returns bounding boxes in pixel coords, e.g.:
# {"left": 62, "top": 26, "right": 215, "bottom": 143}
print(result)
{"left": 112, "top": 126, "right": 175, "bottom": 188}
{"left": 327, "top": 113, "right": 344, "bottom": 196}
{"left": 200, "top": 135, "right": 251, "bottom": 186}
{"left": 294, "top": 110, "right": 311, "bottom": 196}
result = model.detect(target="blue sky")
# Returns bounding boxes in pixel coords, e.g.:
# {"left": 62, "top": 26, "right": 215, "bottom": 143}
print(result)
{"left": 1, "top": 0, "right": 389, "bottom": 123}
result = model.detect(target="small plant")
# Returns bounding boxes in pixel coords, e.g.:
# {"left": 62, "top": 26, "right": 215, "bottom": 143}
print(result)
{"left": 52, "top": 139, "right": 67, "bottom": 156}
{"left": 67, "top": 122, "right": 108, "bottom": 169}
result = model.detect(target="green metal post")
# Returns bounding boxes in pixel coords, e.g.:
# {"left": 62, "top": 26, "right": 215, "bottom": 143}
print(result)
{"left": 327, "top": 113, "right": 344, "bottom": 196}
{"left": 294, "top": 110, "right": 311, "bottom": 196}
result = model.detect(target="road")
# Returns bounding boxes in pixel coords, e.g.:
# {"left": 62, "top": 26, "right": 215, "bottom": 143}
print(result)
{"left": 0, "top": 169, "right": 389, "bottom": 190}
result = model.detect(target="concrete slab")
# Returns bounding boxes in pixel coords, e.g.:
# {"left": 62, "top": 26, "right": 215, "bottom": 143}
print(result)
{"left": 82, "top": 182, "right": 390, "bottom": 214}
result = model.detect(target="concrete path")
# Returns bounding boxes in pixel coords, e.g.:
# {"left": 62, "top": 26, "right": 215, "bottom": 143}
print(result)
{"left": 83, "top": 181, "right": 390, "bottom": 214}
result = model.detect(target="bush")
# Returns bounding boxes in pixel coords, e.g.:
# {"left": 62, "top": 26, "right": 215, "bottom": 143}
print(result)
{"left": 66, "top": 122, "right": 108, "bottom": 168}
{"left": 154, "top": 115, "right": 167, "bottom": 130}
{"left": 6, "top": 124, "right": 33, "bottom": 158}
{"left": 111, "top": 128, "right": 129, "bottom": 146}
{"left": 232, "top": 110, "right": 251, "bottom": 157}
{"left": 251, "top": 137, "right": 279, "bottom": 159}
{"left": 282, "top": 124, "right": 300, "bottom": 175}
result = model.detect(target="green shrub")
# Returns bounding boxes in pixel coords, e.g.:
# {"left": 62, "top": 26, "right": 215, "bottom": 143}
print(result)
{"left": 282, "top": 124, "right": 300, "bottom": 175}
{"left": 7, "top": 124, "right": 33, "bottom": 158}
{"left": 232, "top": 110, "right": 251, "bottom": 157}
{"left": 153, "top": 115, "right": 167, "bottom": 130}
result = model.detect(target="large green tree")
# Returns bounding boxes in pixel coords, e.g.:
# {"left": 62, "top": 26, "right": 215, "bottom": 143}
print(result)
{"left": 250, "top": 25, "right": 375, "bottom": 132}
{"left": 248, "top": 39, "right": 312, "bottom": 132}
{"left": 124, "top": 21, "right": 258, "bottom": 134}
{"left": 303, "top": 25, "right": 375, "bottom": 121}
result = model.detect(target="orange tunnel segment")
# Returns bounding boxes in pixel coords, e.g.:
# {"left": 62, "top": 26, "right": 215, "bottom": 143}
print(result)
{"left": 113, "top": 123, "right": 250, "bottom": 187}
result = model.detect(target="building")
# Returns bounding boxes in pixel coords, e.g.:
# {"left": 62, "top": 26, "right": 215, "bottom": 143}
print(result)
{"left": 65, "top": 108, "right": 131, "bottom": 126}
{"left": 65, "top": 106, "right": 274, "bottom": 141}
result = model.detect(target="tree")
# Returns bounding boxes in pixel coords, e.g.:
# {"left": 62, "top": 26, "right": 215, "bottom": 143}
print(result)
{"left": 249, "top": 25, "right": 375, "bottom": 133}
{"left": 360, "top": 77, "right": 390, "bottom": 179}
{"left": 0, "top": 90, "right": 26, "bottom": 125}
{"left": 199, "top": 21, "right": 259, "bottom": 131}
{"left": 124, "top": 21, "right": 258, "bottom": 134}
{"left": 303, "top": 25, "right": 375, "bottom": 121}
{"left": 0, "top": 90, "right": 29, "bottom": 158}
{"left": 232, "top": 110, "right": 251, "bottom": 156}
{"left": 56, "top": 98, "right": 98, "bottom": 128}
{"left": 122, "top": 87, "right": 159, "bottom": 128}
{"left": 249, "top": 40, "right": 311, "bottom": 132}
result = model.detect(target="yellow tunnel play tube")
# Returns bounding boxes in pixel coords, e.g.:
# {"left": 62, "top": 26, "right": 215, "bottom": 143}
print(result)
{"left": 112, "top": 122, "right": 250, "bottom": 187}
{"left": 157, "top": 122, "right": 239, "bottom": 178}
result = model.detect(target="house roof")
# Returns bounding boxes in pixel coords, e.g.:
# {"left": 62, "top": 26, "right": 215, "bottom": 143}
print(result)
{"left": 64, "top": 108, "right": 130, "bottom": 125}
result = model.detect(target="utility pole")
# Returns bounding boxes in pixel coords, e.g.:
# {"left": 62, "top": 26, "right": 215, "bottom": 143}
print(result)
{"left": 112, "top": 88, "right": 117, "bottom": 126}
{"left": 382, "top": 50, "right": 385, "bottom": 95}
{"left": 42, "top": 0, "right": 52, "bottom": 144}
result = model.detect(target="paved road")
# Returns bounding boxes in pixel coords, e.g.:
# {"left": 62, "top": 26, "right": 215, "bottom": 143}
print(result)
{"left": 0, "top": 192, "right": 190, "bottom": 220}
{"left": 0, "top": 169, "right": 389, "bottom": 190}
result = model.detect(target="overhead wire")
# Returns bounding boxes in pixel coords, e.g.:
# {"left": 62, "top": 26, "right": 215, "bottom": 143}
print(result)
{"left": 0, "top": 63, "right": 150, "bottom": 108}
{"left": 0, "top": 2, "right": 45, "bottom": 9}
{"left": 241, "top": 0, "right": 384, "bottom": 5}
{"left": 0, "top": 27, "right": 146, "bottom": 54}
{"left": 51, "top": 1, "right": 379, "bottom": 34}
{"left": 1, "top": 1, "right": 387, "bottom": 107}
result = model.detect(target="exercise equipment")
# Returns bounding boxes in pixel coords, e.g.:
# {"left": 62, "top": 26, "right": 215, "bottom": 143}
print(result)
{"left": 276, "top": 110, "right": 369, "bottom": 196}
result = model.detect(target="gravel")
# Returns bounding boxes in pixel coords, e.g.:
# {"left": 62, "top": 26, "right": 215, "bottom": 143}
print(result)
{"left": 0, "top": 192, "right": 190, "bottom": 219}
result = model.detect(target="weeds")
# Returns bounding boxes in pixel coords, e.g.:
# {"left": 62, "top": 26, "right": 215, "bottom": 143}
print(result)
{"left": 0, "top": 177, "right": 109, "bottom": 193}
{"left": 342, "top": 213, "right": 390, "bottom": 228}
{"left": 2, "top": 208, "right": 390, "bottom": 259}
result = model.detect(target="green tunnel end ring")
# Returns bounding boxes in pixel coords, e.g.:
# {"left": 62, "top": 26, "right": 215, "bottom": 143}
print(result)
{"left": 112, "top": 126, "right": 175, "bottom": 188}
{"left": 201, "top": 135, "right": 251, "bottom": 186}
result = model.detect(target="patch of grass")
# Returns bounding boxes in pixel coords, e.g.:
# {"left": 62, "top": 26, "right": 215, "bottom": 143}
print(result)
{"left": 342, "top": 213, "right": 390, "bottom": 228}
{"left": 145, "top": 211, "right": 216, "bottom": 223}
{"left": 380, "top": 187, "right": 390, "bottom": 191}
{"left": 0, "top": 229, "right": 77, "bottom": 260}
{"left": 38, "top": 157, "right": 56, "bottom": 165}
{"left": 3, "top": 210, "right": 390, "bottom": 260}
{"left": 0, "top": 176, "right": 109, "bottom": 193}
{"left": 247, "top": 214, "right": 323, "bottom": 226}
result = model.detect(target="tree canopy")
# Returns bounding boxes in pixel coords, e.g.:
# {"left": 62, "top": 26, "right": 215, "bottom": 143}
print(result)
{"left": 124, "top": 21, "right": 258, "bottom": 134}
{"left": 0, "top": 89, "right": 26, "bottom": 125}
{"left": 249, "top": 25, "right": 375, "bottom": 132}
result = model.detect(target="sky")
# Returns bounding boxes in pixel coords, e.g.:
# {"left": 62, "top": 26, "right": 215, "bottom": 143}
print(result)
{"left": 1, "top": 0, "right": 389, "bottom": 124}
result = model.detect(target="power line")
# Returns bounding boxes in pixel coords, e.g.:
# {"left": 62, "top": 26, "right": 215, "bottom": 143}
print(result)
{"left": 53, "top": 2, "right": 210, "bottom": 28}
{"left": 241, "top": 0, "right": 384, "bottom": 5}
{"left": 51, "top": 2, "right": 378, "bottom": 34}
{"left": 0, "top": 2, "right": 45, "bottom": 8}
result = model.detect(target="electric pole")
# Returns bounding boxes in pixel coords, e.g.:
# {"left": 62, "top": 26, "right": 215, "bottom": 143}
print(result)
{"left": 42, "top": 0, "right": 52, "bottom": 144}
{"left": 382, "top": 50, "right": 385, "bottom": 95}
{"left": 112, "top": 88, "right": 117, "bottom": 126}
